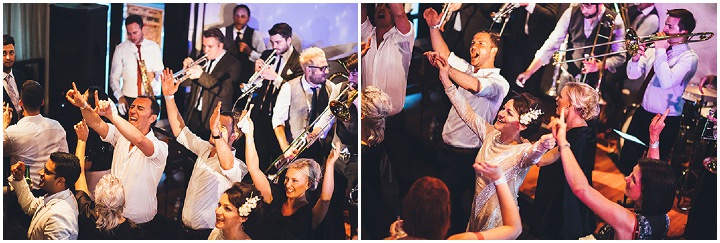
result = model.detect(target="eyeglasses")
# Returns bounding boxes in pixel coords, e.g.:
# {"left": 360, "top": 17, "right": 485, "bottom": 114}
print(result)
{"left": 42, "top": 165, "right": 56, "bottom": 176}
{"left": 308, "top": 65, "right": 329, "bottom": 72}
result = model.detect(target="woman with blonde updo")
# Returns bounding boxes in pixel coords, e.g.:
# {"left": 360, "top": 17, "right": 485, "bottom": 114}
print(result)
{"left": 74, "top": 120, "right": 140, "bottom": 239}
{"left": 532, "top": 82, "right": 601, "bottom": 239}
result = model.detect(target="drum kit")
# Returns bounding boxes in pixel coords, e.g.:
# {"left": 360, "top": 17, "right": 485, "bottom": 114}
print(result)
{"left": 674, "top": 82, "right": 716, "bottom": 210}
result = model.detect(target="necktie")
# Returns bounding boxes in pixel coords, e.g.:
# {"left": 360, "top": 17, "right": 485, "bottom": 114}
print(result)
{"left": 274, "top": 54, "right": 283, "bottom": 74}
{"left": 206, "top": 59, "right": 215, "bottom": 73}
{"left": 136, "top": 44, "right": 143, "bottom": 96}
{"left": 4, "top": 74, "right": 21, "bottom": 114}
{"left": 235, "top": 31, "right": 242, "bottom": 47}
{"left": 196, "top": 59, "right": 215, "bottom": 111}
{"left": 309, "top": 87, "right": 319, "bottom": 122}
{"left": 260, "top": 54, "right": 282, "bottom": 111}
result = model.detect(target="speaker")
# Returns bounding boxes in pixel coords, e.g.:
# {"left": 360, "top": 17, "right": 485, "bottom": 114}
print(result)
{"left": 48, "top": 3, "right": 108, "bottom": 127}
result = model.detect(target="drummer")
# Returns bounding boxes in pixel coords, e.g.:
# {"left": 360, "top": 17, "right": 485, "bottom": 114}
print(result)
{"left": 618, "top": 8, "right": 699, "bottom": 177}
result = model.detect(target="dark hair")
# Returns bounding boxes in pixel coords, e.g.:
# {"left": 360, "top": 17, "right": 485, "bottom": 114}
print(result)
{"left": 638, "top": 159, "right": 676, "bottom": 216}
{"left": 475, "top": 30, "right": 502, "bottom": 49}
{"left": 221, "top": 111, "right": 238, "bottom": 136}
{"left": 402, "top": 176, "right": 451, "bottom": 240}
{"left": 202, "top": 28, "right": 225, "bottom": 44}
{"left": 3, "top": 34, "right": 14, "bottom": 46}
{"left": 269, "top": 23, "right": 292, "bottom": 39}
{"left": 50, "top": 152, "right": 81, "bottom": 190}
{"left": 20, "top": 80, "right": 43, "bottom": 112}
{"left": 125, "top": 14, "right": 144, "bottom": 29}
{"left": 233, "top": 4, "right": 251, "bottom": 17}
{"left": 510, "top": 93, "right": 544, "bottom": 138}
{"left": 224, "top": 182, "right": 263, "bottom": 220}
{"left": 134, "top": 95, "right": 160, "bottom": 118}
{"left": 667, "top": 9, "right": 696, "bottom": 33}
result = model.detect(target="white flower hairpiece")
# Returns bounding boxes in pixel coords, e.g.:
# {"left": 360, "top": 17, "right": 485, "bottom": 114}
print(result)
{"left": 519, "top": 106, "right": 543, "bottom": 125}
{"left": 237, "top": 195, "right": 261, "bottom": 217}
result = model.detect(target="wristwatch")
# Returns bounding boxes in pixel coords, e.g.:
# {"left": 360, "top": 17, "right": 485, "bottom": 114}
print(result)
{"left": 212, "top": 134, "right": 222, "bottom": 139}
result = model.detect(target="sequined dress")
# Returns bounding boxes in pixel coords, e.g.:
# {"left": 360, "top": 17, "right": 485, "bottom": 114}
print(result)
{"left": 444, "top": 85, "right": 546, "bottom": 232}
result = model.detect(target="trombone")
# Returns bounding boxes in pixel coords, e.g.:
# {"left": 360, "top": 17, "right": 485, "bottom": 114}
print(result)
{"left": 552, "top": 28, "right": 715, "bottom": 65}
{"left": 265, "top": 82, "right": 359, "bottom": 184}
{"left": 173, "top": 54, "right": 209, "bottom": 83}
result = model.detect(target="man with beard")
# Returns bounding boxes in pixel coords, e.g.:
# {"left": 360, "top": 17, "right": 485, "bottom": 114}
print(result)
{"left": 109, "top": 14, "right": 164, "bottom": 117}
{"left": 272, "top": 47, "right": 339, "bottom": 166}
{"left": 3, "top": 34, "right": 26, "bottom": 125}
{"left": 65, "top": 83, "right": 168, "bottom": 229}
{"left": 517, "top": 3, "right": 626, "bottom": 132}
{"left": 423, "top": 8, "right": 510, "bottom": 235}
{"left": 249, "top": 23, "right": 303, "bottom": 170}
{"left": 360, "top": 3, "right": 413, "bottom": 117}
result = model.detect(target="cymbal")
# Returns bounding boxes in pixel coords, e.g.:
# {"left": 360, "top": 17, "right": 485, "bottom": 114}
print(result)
{"left": 685, "top": 85, "right": 717, "bottom": 98}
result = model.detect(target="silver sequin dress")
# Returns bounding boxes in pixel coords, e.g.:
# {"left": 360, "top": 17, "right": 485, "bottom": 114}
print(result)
{"left": 444, "top": 85, "right": 546, "bottom": 232}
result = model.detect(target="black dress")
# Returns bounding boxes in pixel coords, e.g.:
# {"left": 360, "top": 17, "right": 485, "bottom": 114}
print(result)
{"left": 246, "top": 183, "right": 313, "bottom": 239}
{"left": 532, "top": 126, "right": 597, "bottom": 239}
{"left": 360, "top": 142, "right": 401, "bottom": 239}
{"left": 75, "top": 190, "right": 141, "bottom": 240}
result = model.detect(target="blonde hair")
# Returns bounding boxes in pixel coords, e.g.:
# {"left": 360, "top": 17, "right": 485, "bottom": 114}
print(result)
{"left": 287, "top": 158, "right": 322, "bottom": 191}
{"left": 564, "top": 82, "right": 600, "bottom": 120}
{"left": 94, "top": 174, "right": 127, "bottom": 231}
{"left": 361, "top": 86, "right": 392, "bottom": 146}
{"left": 299, "top": 47, "right": 326, "bottom": 68}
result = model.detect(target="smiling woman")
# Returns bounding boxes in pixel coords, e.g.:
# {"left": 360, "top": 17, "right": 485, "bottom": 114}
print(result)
{"left": 209, "top": 182, "right": 262, "bottom": 240}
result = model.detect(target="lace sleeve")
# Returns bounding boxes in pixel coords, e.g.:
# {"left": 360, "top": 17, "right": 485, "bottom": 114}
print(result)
{"left": 444, "top": 85, "right": 491, "bottom": 142}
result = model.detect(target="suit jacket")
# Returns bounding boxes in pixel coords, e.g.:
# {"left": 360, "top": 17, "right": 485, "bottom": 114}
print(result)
{"left": 504, "top": 4, "right": 561, "bottom": 52}
{"left": 3, "top": 68, "right": 27, "bottom": 125}
{"left": 183, "top": 53, "right": 242, "bottom": 130}
{"left": 9, "top": 179, "right": 79, "bottom": 240}
{"left": 251, "top": 48, "right": 303, "bottom": 119}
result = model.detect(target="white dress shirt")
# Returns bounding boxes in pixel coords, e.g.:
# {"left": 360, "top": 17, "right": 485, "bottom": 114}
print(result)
{"left": 627, "top": 43, "right": 698, "bottom": 116}
{"left": 4, "top": 114, "right": 69, "bottom": 190}
{"left": 535, "top": 5, "right": 626, "bottom": 73}
{"left": 109, "top": 38, "right": 164, "bottom": 99}
{"left": 220, "top": 25, "right": 266, "bottom": 62}
{"left": 361, "top": 16, "right": 415, "bottom": 116}
{"left": 101, "top": 124, "right": 168, "bottom": 224}
{"left": 8, "top": 177, "right": 78, "bottom": 240}
{"left": 177, "top": 127, "right": 247, "bottom": 230}
{"left": 272, "top": 76, "right": 338, "bottom": 129}
{"left": 442, "top": 52, "right": 509, "bottom": 149}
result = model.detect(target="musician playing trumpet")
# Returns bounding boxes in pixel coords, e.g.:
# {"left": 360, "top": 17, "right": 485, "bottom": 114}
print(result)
{"left": 618, "top": 9, "right": 699, "bottom": 177}
{"left": 182, "top": 28, "right": 242, "bottom": 139}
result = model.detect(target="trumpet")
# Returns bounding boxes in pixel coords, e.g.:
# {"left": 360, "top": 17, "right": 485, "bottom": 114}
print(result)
{"left": 173, "top": 54, "right": 209, "bottom": 83}
{"left": 265, "top": 82, "right": 358, "bottom": 183}
{"left": 232, "top": 49, "right": 279, "bottom": 113}
{"left": 491, "top": 3, "right": 520, "bottom": 24}
{"left": 136, "top": 53, "right": 153, "bottom": 96}
{"left": 552, "top": 28, "right": 715, "bottom": 65}
{"left": 432, "top": 3, "right": 455, "bottom": 30}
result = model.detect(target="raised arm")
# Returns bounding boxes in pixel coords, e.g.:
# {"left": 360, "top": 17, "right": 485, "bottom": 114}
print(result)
{"left": 312, "top": 148, "right": 339, "bottom": 229}
{"left": 160, "top": 68, "right": 185, "bottom": 137}
{"left": 245, "top": 116, "right": 273, "bottom": 204}
{"left": 552, "top": 108, "right": 635, "bottom": 238}
{"left": 389, "top": 3, "right": 411, "bottom": 35}
{"left": 66, "top": 82, "right": 110, "bottom": 138}
{"left": 423, "top": 7, "right": 451, "bottom": 58}
{"left": 647, "top": 109, "right": 669, "bottom": 160}
{"left": 95, "top": 95, "right": 156, "bottom": 157}
{"left": 210, "top": 102, "right": 234, "bottom": 171}
{"left": 73, "top": 120, "right": 90, "bottom": 194}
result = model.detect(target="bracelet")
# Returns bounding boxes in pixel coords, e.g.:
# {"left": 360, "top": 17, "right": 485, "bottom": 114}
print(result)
{"left": 80, "top": 103, "right": 89, "bottom": 110}
{"left": 164, "top": 95, "right": 174, "bottom": 100}
{"left": 212, "top": 134, "right": 222, "bottom": 139}
{"left": 559, "top": 143, "right": 571, "bottom": 150}
{"left": 649, "top": 141, "right": 659, "bottom": 149}
{"left": 494, "top": 176, "right": 507, "bottom": 186}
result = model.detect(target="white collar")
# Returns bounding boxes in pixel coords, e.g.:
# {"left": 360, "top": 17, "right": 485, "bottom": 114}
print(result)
{"left": 640, "top": 5, "right": 655, "bottom": 16}
{"left": 301, "top": 75, "right": 322, "bottom": 89}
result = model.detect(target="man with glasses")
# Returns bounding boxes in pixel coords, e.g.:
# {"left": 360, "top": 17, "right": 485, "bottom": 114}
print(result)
{"left": 272, "top": 47, "right": 340, "bottom": 164}
{"left": 8, "top": 152, "right": 81, "bottom": 239}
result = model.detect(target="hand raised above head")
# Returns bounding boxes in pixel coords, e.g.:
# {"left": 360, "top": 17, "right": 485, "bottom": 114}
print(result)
{"left": 74, "top": 120, "right": 89, "bottom": 142}
{"left": 422, "top": 7, "right": 440, "bottom": 27}
{"left": 66, "top": 82, "right": 88, "bottom": 108}
{"left": 160, "top": 68, "right": 180, "bottom": 96}
{"left": 10, "top": 161, "right": 26, "bottom": 181}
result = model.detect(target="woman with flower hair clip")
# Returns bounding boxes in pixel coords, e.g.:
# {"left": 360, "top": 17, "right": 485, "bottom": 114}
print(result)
{"left": 209, "top": 182, "right": 262, "bottom": 240}
{"left": 431, "top": 55, "right": 556, "bottom": 232}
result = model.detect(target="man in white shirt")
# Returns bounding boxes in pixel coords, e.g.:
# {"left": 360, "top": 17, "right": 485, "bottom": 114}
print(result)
{"left": 160, "top": 68, "right": 252, "bottom": 239}
{"left": 272, "top": 47, "right": 340, "bottom": 164}
{"left": 65, "top": 83, "right": 168, "bottom": 225}
{"left": 618, "top": 9, "right": 698, "bottom": 176}
{"left": 423, "top": 7, "right": 510, "bottom": 235}
{"left": 360, "top": 3, "right": 414, "bottom": 117}
{"left": 9, "top": 152, "right": 81, "bottom": 240}
{"left": 4, "top": 80, "right": 69, "bottom": 192}
{"left": 222, "top": 4, "right": 266, "bottom": 102}
{"left": 109, "top": 14, "right": 164, "bottom": 116}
